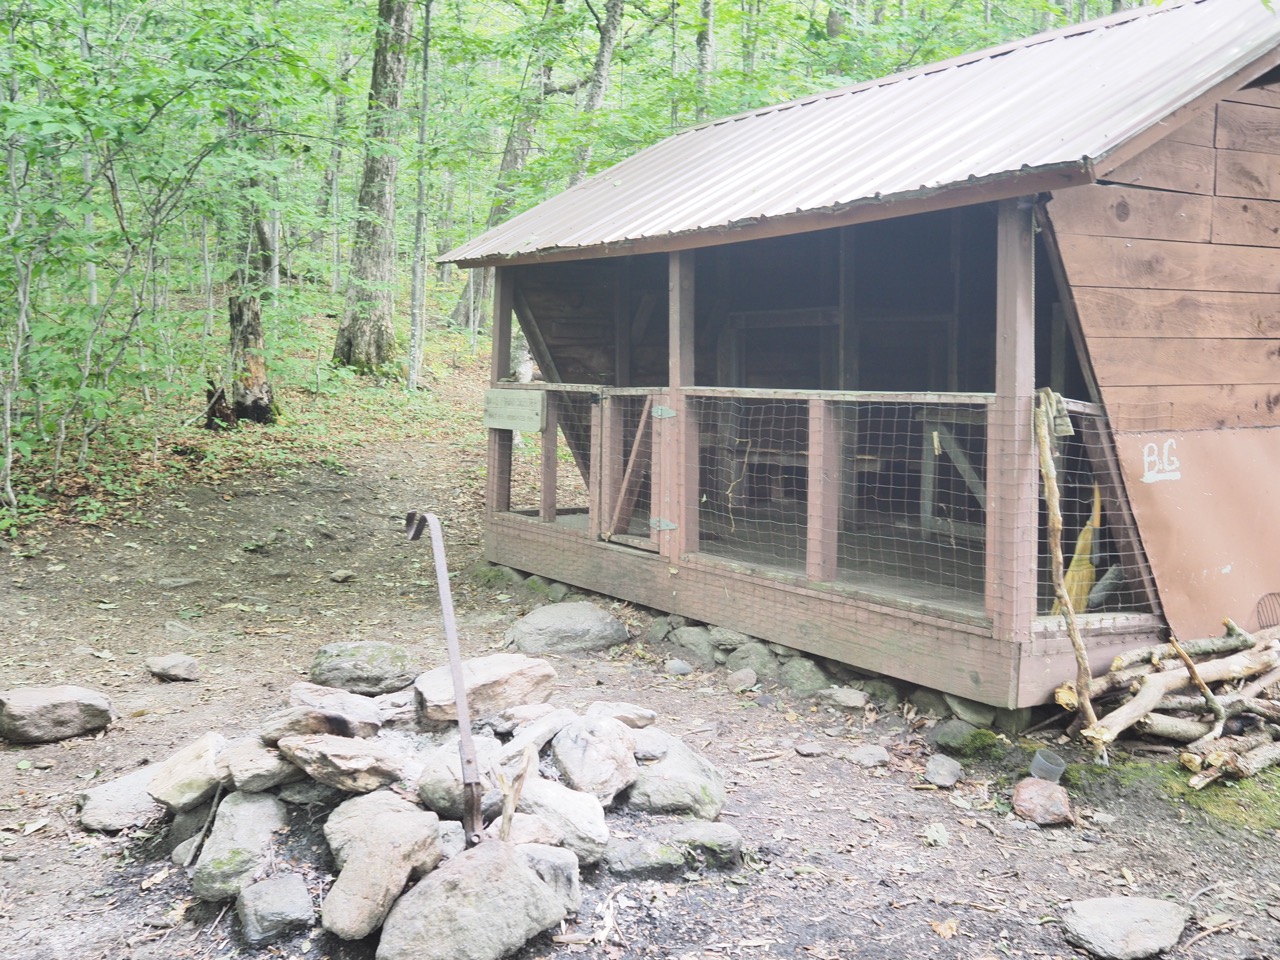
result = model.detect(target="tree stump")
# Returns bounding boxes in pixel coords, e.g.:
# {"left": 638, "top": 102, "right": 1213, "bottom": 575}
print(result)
{"left": 229, "top": 294, "right": 277, "bottom": 425}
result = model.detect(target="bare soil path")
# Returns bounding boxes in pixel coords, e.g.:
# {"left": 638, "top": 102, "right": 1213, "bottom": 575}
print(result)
{"left": 2, "top": 384, "right": 1279, "bottom": 960}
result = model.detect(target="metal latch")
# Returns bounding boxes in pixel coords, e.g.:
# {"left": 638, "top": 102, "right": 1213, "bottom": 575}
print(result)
{"left": 649, "top": 517, "right": 678, "bottom": 531}
{"left": 651, "top": 406, "right": 676, "bottom": 419}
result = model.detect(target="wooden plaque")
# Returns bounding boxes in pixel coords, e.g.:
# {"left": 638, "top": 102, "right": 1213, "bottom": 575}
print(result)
{"left": 484, "top": 389, "right": 545, "bottom": 432}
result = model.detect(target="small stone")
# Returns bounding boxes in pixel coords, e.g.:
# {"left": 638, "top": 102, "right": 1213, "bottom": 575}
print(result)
{"left": 276, "top": 780, "right": 345, "bottom": 807}
{"left": 288, "top": 682, "right": 383, "bottom": 729}
{"left": 237, "top": 874, "right": 314, "bottom": 946}
{"left": 192, "top": 792, "right": 287, "bottom": 901}
{"left": 665, "top": 659, "right": 694, "bottom": 676}
{"left": 1013, "top": 777, "right": 1074, "bottom": 826}
{"left": 158, "top": 577, "right": 200, "bottom": 589}
{"left": 778, "top": 657, "right": 831, "bottom": 695}
{"left": 655, "top": 820, "right": 743, "bottom": 868}
{"left": 726, "top": 668, "right": 757, "bottom": 693}
{"left": 604, "top": 837, "right": 686, "bottom": 878}
{"left": 667, "top": 626, "right": 718, "bottom": 670}
{"left": 851, "top": 679, "right": 902, "bottom": 712}
{"left": 584, "top": 701, "right": 657, "bottom": 729}
{"left": 329, "top": 569, "right": 357, "bottom": 583}
{"left": 626, "top": 729, "right": 726, "bottom": 820}
{"left": 1062, "top": 897, "right": 1190, "bottom": 960}
{"left": 259, "top": 705, "right": 378, "bottom": 744}
{"left": 795, "top": 741, "right": 828, "bottom": 758}
{"left": 724, "top": 641, "right": 779, "bottom": 681}
{"left": 924, "top": 753, "right": 963, "bottom": 788}
{"left": 78, "top": 765, "right": 164, "bottom": 832}
{"left": 754, "top": 693, "right": 777, "bottom": 709}
{"left": 846, "top": 744, "right": 891, "bottom": 768}
{"left": 815, "top": 687, "right": 870, "bottom": 711}
{"left": 164, "top": 620, "right": 199, "bottom": 641}
{"left": 218, "top": 739, "right": 304, "bottom": 793}
{"left": 907, "top": 687, "right": 952, "bottom": 718}
{"left": 646, "top": 617, "right": 673, "bottom": 643}
{"left": 489, "top": 702, "right": 561, "bottom": 734}
{"left": 275, "top": 734, "right": 406, "bottom": 793}
{"left": 943, "top": 693, "right": 997, "bottom": 727}
{"left": 931, "top": 719, "right": 1006, "bottom": 760}
{"left": 146, "top": 653, "right": 201, "bottom": 682}
{"left": 707, "top": 627, "right": 751, "bottom": 650}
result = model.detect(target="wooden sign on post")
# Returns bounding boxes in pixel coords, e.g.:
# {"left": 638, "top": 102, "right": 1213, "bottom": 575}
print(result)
{"left": 484, "top": 389, "right": 546, "bottom": 433}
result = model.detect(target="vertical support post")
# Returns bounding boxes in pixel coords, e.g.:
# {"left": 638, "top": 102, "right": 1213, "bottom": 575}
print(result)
{"left": 806, "top": 398, "right": 840, "bottom": 583}
{"left": 986, "top": 198, "right": 1038, "bottom": 649}
{"left": 660, "top": 251, "right": 699, "bottom": 560}
{"left": 588, "top": 396, "right": 605, "bottom": 539}
{"left": 614, "top": 259, "right": 632, "bottom": 387}
{"left": 540, "top": 393, "right": 559, "bottom": 522}
{"left": 487, "top": 268, "right": 515, "bottom": 516}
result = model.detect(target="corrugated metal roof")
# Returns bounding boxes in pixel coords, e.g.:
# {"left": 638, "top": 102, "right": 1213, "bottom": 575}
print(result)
{"left": 443, "top": 0, "right": 1280, "bottom": 266}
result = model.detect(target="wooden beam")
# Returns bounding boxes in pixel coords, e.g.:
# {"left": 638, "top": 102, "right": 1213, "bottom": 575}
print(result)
{"left": 588, "top": 399, "right": 604, "bottom": 540}
{"left": 806, "top": 399, "right": 840, "bottom": 583}
{"left": 488, "top": 269, "right": 515, "bottom": 517}
{"left": 1056, "top": 235, "right": 1280, "bottom": 292}
{"left": 512, "top": 284, "right": 562, "bottom": 384}
{"left": 609, "top": 395, "right": 653, "bottom": 536}
{"left": 540, "top": 393, "right": 559, "bottom": 522}
{"left": 661, "top": 251, "right": 699, "bottom": 559}
{"left": 986, "top": 198, "right": 1038, "bottom": 659}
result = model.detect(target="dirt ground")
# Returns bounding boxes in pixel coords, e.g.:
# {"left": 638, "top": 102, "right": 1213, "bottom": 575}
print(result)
{"left": 2, "top": 379, "right": 1280, "bottom": 960}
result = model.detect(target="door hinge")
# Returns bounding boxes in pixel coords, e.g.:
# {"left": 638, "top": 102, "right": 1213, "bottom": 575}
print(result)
{"left": 651, "top": 406, "right": 676, "bottom": 419}
{"left": 649, "top": 517, "right": 678, "bottom": 531}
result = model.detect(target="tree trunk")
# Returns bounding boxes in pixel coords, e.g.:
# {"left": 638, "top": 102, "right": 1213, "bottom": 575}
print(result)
{"left": 570, "top": 0, "right": 626, "bottom": 185}
{"left": 696, "top": 0, "right": 715, "bottom": 121}
{"left": 408, "top": 0, "right": 434, "bottom": 390}
{"left": 334, "top": 0, "right": 415, "bottom": 370}
{"left": 229, "top": 295, "right": 276, "bottom": 424}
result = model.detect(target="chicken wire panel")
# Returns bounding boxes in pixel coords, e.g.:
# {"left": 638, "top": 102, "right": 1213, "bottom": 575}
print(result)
{"left": 600, "top": 394, "right": 656, "bottom": 540}
{"left": 833, "top": 401, "right": 988, "bottom": 609}
{"left": 507, "top": 391, "right": 594, "bottom": 527}
{"left": 1037, "top": 407, "right": 1153, "bottom": 616}
{"left": 691, "top": 396, "right": 988, "bottom": 609}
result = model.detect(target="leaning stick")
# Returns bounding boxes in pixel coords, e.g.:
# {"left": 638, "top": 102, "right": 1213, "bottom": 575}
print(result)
{"left": 1035, "top": 393, "right": 1097, "bottom": 730}
{"left": 1169, "top": 636, "right": 1228, "bottom": 750}
{"left": 1081, "top": 642, "right": 1280, "bottom": 746}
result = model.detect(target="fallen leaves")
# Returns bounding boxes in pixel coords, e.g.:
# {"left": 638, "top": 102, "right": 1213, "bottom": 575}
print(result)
{"left": 929, "top": 917, "right": 959, "bottom": 939}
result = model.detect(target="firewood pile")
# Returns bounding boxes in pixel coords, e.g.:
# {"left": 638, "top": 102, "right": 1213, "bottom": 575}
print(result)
{"left": 1054, "top": 620, "right": 1280, "bottom": 789}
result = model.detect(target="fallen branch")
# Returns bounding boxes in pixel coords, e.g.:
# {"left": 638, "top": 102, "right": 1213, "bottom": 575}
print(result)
{"left": 1169, "top": 636, "right": 1227, "bottom": 750}
{"left": 1110, "top": 620, "right": 1256, "bottom": 672}
{"left": 1080, "top": 641, "right": 1280, "bottom": 747}
{"left": 1237, "top": 664, "right": 1280, "bottom": 700}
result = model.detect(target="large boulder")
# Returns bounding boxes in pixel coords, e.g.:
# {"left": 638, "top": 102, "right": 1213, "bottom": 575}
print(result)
{"left": 416, "top": 734, "right": 502, "bottom": 819}
{"left": 376, "top": 841, "right": 567, "bottom": 960}
{"left": 626, "top": 729, "right": 726, "bottom": 820}
{"left": 147, "top": 732, "right": 229, "bottom": 812}
{"left": 504, "top": 601, "right": 629, "bottom": 655}
{"left": 322, "top": 791, "right": 442, "bottom": 940}
{"left": 258, "top": 705, "right": 379, "bottom": 745}
{"left": 275, "top": 734, "right": 406, "bottom": 793}
{"left": 237, "top": 874, "right": 314, "bottom": 946}
{"left": 288, "top": 682, "right": 383, "bottom": 729}
{"left": 414, "top": 654, "right": 556, "bottom": 725}
{"left": 0, "top": 685, "right": 112, "bottom": 743}
{"left": 192, "top": 792, "right": 287, "bottom": 901}
{"left": 310, "top": 641, "right": 420, "bottom": 695}
{"left": 550, "top": 716, "right": 638, "bottom": 806}
{"left": 218, "top": 738, "right": 305, "bottom": 793}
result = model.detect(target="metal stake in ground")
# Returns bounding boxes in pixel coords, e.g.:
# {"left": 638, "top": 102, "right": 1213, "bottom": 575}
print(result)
{"left": 406, "top": 511, "right": 484, "bottom": 847}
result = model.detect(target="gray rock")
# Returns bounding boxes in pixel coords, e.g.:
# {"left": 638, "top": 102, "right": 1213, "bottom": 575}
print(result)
{"left": 646, "top": 617, "right": 674, "bottom": 643}
{"left": 546, "top": 582, "right": 571, "bottom": 602}
{"left": 668, "top": 626, "right": 718, "bottom": 669}
{"left": 289, "top": 681, "right": 383, "bottom": 729}
{"left": 550, "top": 716, "right": 638, "bottom": 806}
{"left": 815, "top": 687, "right": 870, "bottom": 711}
{"left": 438, "top": 821, "right": 466, "bottom": 859}
{"left": 416, "top": 735, "right": 502, "bottom": 819}
{"left": 310, "top": 641, "right": 419, "bottom": 696}
{"left": 725, "top": 642, "right": 780, "bottom": 681}
{"left": 779, "top": 657, "right": 831, "bottom": 695}
{"left": 487, "top": 702, "right": 560, "bottom": 735}
{"left": 924, "top": 754, "right": 964, "bottom": 788}
{"left": 169, "top": 801, "right": 214, "bottom": 853}
{"left": 630, "top": 726, "right": 671, "bottom": 762}
{"left": 148, "top": 732, "right": 229, "bottom": 811}
{"left": 907, "top": 687, "right": 953, "bottom": 718}
{"left": 846, "top": 744, "right": 891, "bottom": 768}
{"left": 485, "top": 812, "right": 564, "bottom": 846}
{"left": 626, "top": 729, "right": 726, "bottom": 820}
{"left": 504, "top": 601, "right": 629, "bottom": 655}
{"left": 158, "top": 577, "right": 200, "bottom": 589}
{"left": 146, "top": 653, "right": 201, "bottom": 682}
{"left": 373, "top": 688, "right": 417, "bottom": 727}
{"left": 497, "top": 708, "right": 577, "bottom": 769}
{"left": 1013, "top": 777, "right": 1074, "bottom": 826}
{"left": 852, "top": 679, "right": 902, "bottom": 712}
{"left": 0, "top": 685, "right": 113, "bottom": 743}
{"left": 795, "top": 741, "right": 828, "bottom": 757}
{"left": 943, "top": 693, "right": 997, "bottom": 727}
{"left": 218, "top": 738, "right": 304, "bottom": 793}
{"left": 665, "top": 659, "right": 694, "bottom": 676}
{"left": 726, "top": 668, "right": 758, "bottom": 693}
{"left": 584, "top": 701, "right": 657, "bottom": 729}
{"left": 77, "top": 765, "right": 164, "bottom": 832}
{"left": 1062, "top": 897, "right": 1190, "bottom": 960}
{"left": 415, "top": 654, "right": 556, "bottom": 725}
{"left": 518, "top": 843, "right": 581, "bottom": 914}
{"left": 237, "top": 874, "right": 314, "bottom": 946}
{"left": 329, "top": 569, "right": 357, "bottom": 583}
{"left": 708, "top": 626, "right": 752, "bottom": 650}
{"left": 516, "top": 777, "right": 610, "bottom": 864}
{"left": 322, "top": 791, "right": 442, "bottom": 940}
{"left": 376, "top": 841, "right": 567, "bottom": 960}
{"left": 275, "top": 734, "right": 406, "bottom": 793}
{"left": 277, "top": 780, "right": 345, "bottom": 807}
{"left": 192, "top": 792, "right": 287, "bottom": 901}
{"left": 655, "top": 820, "right": 743, "bottom": 868}
{"left": 932, "top": 718, "right": 981, "bottom": 752}
{"left": 603, "top": 837, "right": 686, "bottom": 878}
{"left": 164, "top": 620, "right": 199, "bottom": 641}
{"left": 259, "top": 705, "right": 379, "bottom": 745}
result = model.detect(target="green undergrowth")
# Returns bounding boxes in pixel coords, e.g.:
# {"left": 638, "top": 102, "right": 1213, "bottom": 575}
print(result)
{"left": 2, "top": 300, "right": 489, "bottom": 540}
{"left": 1063, "top": 755, "right": 1280, "bottom": 832}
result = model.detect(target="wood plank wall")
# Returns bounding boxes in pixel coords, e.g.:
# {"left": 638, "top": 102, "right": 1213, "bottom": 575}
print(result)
{"left": 1046, "top": 84, "right": 1280, "bottom": 432}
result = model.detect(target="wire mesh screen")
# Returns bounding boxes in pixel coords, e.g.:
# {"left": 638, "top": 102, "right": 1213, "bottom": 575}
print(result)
{"left": 599, "top": 393, "right": 657, "bottom": 542}
{"left": 1037, "top": 405, "right": 1153, "bottom": 616}
{"left": 692, "top": 396, "right": 989, "bottom": 610}
{"left": 508, "top": 390, "right": 593, "bottom": 525}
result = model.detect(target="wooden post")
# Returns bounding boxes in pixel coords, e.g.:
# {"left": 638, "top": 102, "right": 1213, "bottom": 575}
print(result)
{"left": 985, "top": 198, "right": 1039, "bottom": 650}
{"left": 660, "top": 251, "right": 699, "bottom": 560}
{"left": 806, "top": 398, "right": 840, "bottom": 583}
{"left": 488, "top": 269, "right": 515, "bottom": 517}
{"left": 588, "top": 397, "right": 605, "bottom": 539}
{"left": 614, "top": 259, "right": 631, "bottom": 387}
{"left": 540, "top": 393, "right": 558, "bottom": 522}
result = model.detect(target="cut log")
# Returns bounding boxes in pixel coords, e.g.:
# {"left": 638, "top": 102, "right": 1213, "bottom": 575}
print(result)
{"left": 1224, "top": 739, "right": 1280, "bottom": 778}
{"left": 1110, "top": 622, "right": 1256, "bottom": 672}
{"left": 1237, "top": 665, "right": 1280, "bottom": 700}
{"left": 1081, "top": 641, "right": 1280, "bottom": 746}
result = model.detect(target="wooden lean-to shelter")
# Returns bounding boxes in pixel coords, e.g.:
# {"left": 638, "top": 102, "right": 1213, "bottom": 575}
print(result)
{"left": 441, "top": 0, "right": 1280, "bottom": 709}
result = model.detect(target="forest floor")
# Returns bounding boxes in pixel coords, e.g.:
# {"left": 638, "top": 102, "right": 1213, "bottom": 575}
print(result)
{"left": 2, "top": 361, "right": 1280, "bottom": 960}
